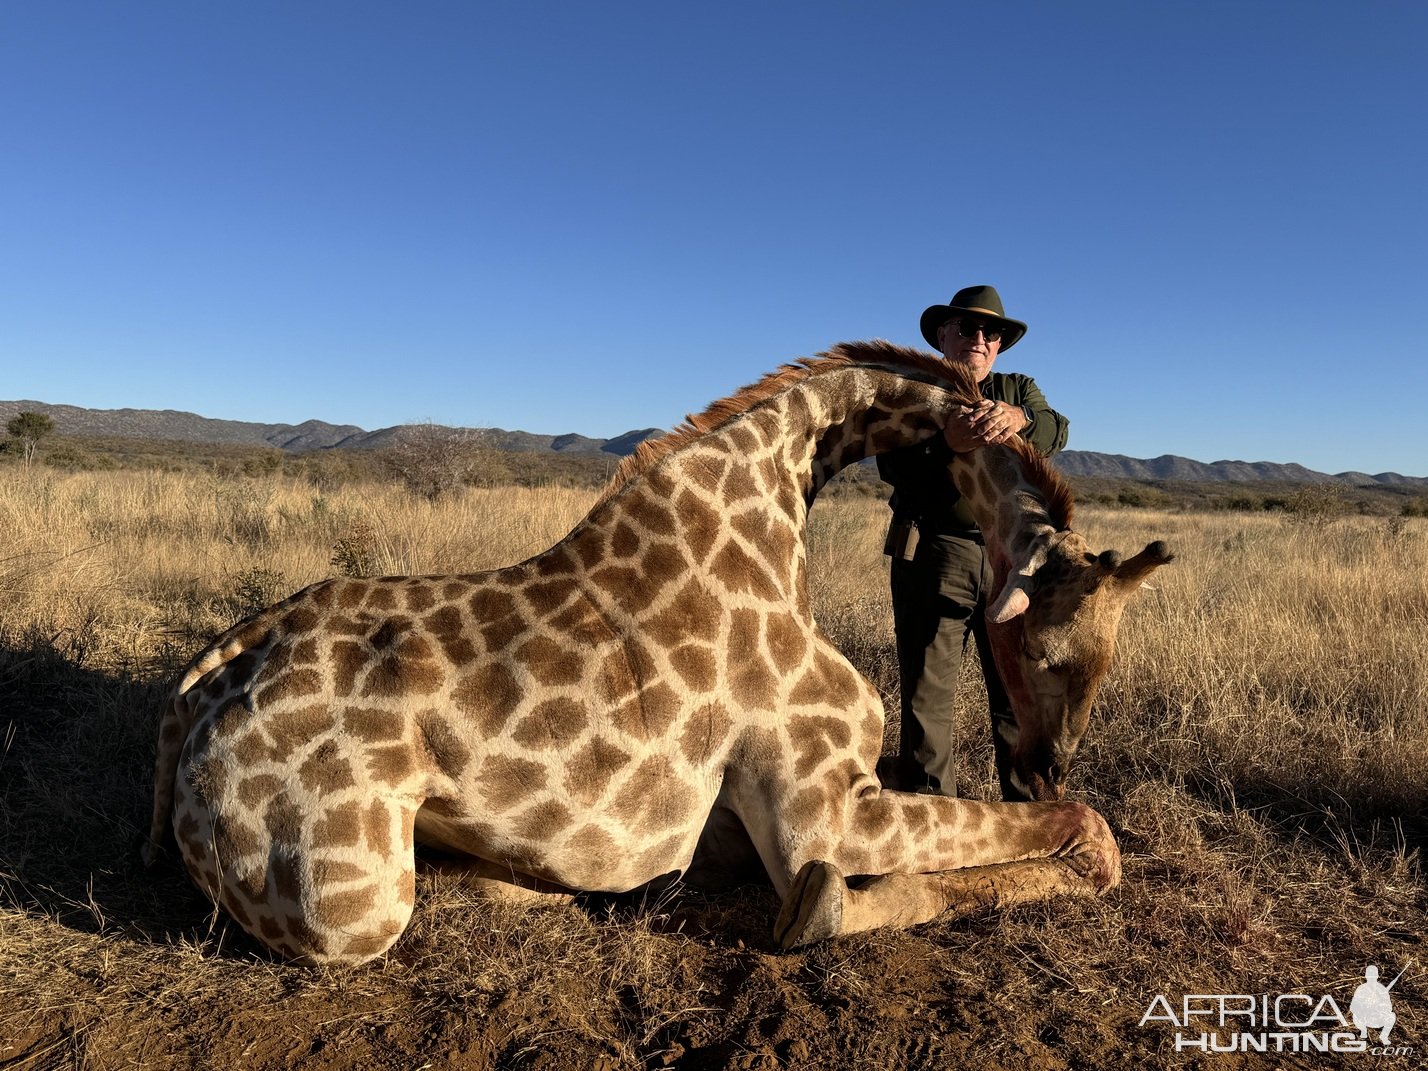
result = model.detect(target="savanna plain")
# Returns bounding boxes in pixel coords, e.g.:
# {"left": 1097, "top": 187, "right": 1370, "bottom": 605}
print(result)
{"left": 1, "top": 465, "right": 1423, "bottom": 1070}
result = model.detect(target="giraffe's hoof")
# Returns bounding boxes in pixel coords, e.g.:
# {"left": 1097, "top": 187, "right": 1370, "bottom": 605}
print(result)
{"left": 773, "top": 859, "right": 845, "bottom": 950}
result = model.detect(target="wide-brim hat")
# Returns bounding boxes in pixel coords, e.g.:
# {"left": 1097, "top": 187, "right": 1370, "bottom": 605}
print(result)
{"left": 919, "top": 284, "right": 1027, "bottom": 351}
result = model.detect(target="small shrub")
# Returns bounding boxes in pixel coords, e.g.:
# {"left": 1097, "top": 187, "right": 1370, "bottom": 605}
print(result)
{"left": 213, "top": 480, "right": 274, "bottom": 547}
{"left": 1281, "top": 482, "right": 1349, "bottom": 530}
{"left": 229, "top": 567, "right": 289, "bottom": 617}
{"left": 1379, "top": 515, "right": 1412, "bottom": 546}
{"left": 241, "top": 451, "right": 283, "bottom": 477}
{"left": 42, "top": 444, "right": 93, "bottom": 470}
{"left": 331, "top": 521, "right": 381, "bottom": 577}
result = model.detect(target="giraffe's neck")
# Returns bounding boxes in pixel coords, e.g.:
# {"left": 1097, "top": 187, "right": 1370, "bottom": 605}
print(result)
{"left": 579, "top": 364, "right": 965, "bottom": 607}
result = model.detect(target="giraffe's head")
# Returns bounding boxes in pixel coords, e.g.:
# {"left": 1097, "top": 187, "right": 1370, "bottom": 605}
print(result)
{"left": 987, "top": 534, "right": 1173, "bottom": 802}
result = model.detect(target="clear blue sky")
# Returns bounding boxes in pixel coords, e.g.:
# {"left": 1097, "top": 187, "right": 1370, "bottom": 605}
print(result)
{"left": 3, "top": 2, "right": 1425, "bottom": 475}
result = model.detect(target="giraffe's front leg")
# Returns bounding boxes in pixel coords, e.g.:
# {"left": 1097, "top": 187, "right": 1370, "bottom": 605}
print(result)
{"left": 767, "top": 787, "right": 1120, "bottom": 948}
{"left": 775, "top": 843, "right": 1119, "bottom": 949}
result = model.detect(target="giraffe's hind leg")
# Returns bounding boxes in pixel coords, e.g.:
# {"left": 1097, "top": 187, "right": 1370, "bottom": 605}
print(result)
{"left": 172, "top": 770, "right": 422, "bottom": 965}
{"left": 419, "top": 856, "right": 576, "bottom": 906}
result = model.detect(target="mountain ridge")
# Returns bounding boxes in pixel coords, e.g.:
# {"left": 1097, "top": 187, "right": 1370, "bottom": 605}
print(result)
{"left": 3, "top": 398, "right": 1423, "bottom": 488}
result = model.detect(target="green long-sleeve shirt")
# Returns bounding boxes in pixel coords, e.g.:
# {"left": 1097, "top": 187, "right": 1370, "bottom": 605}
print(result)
{"left": 876, "top": 371, "right": 1068, "bottom": 538}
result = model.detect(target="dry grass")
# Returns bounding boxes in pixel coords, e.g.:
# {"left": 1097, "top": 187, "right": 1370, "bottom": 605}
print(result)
{"left": 1, "top": 466, "right": 1424, "bottom": 1069}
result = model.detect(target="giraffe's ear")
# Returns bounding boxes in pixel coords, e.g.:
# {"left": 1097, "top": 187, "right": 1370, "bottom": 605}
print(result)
{"left": 1113, "top": 541, "right": 1174, "bottom": 590}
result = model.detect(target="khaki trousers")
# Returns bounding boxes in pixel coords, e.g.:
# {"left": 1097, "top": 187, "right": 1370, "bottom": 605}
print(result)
{"left": 889, "top": 531, "right": 1016, "bottom": 798}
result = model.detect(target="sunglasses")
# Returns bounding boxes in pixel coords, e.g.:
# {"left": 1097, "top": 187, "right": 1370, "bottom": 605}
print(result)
{"left": 945, "top": 317, "right": 1005, "bottom": 342}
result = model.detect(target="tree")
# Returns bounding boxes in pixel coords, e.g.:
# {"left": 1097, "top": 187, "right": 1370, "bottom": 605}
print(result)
{"left": 6, "top": 411, "right": 55, "bottom": 467}
{"left": 383, "top": 422, "right": 491, "bottom": 501}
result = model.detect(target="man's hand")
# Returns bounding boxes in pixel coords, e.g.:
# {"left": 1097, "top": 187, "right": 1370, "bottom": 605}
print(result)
{"left": 943, "top": 401, "right": 1029, "bottom": 451}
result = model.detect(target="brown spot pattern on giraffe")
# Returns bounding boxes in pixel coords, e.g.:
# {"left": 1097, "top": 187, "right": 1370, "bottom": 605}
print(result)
{"left": 417, "top": 712, "right": 472, "bottom": 777}
{"left": 450, "top": 664, "right": 523, "bottom": 736}
{"left": 610, "top": 756, "right": 696, "bottom": 830}
{"left": 750, "top": 410, "right": 781, "bottom": 447}
{"left": 678, "top": 701, "right": 734, "bottom": 765}
{"left": 362, "top": 650, "right": 444, "bottom": 699}
{"left": 589, "top": 564, "right": 660, "bottom": 616}
{"left": 315, "top": 886, "right": 378, "bottom": 928}
{"left": 610, "top": 681, "right": 682, "bottom": 740}
{"left": 645, "top": 578, "right": 722, "bottom": 648}
{"left": 546, "top": 599, "right": 613, "bottom": 646}
{"left": 727, "top": 609, "right": 774, "bottom": 687}
{"left": 475, "top": 605, "right": 524, "bottom": 654}
{"left": 524, "top": 578, "right": 577, "bottom": 617}
{"left": 792, "top": 735, "right": 831, "bottom": 779}
{"left": 726, "top": 426, "right": 758, "bottom": 454}
{"left": 362, "top": 799, "right": 394, "bottom": 856}
{"left": 265, "top": 793, "right": 304, "bottom": 847}
{"left": 623, "top": 489, "right": 678, "bottom": 536}
{"left": 572, "top": 529, "right": 607, "bottom": 571}
{"left": 476, "top": 755, "right": 548, "bottom": 814}
{"left": 330, "top": 640, "right": 367, "bottom": 696}
{"left": 685, "top": 456, "right": 727, "bottom": 496}
{"left": 366, "top": 743, "right": 416, "bottom": 786}
{"left": 254, "top": 667, "right": 323, "bottom": 707}
{"left": 563, "top": 737, "right": 630, "bottom": 803}
{"left": 788, "top": 652, "right": 860, "bottom": 708}
{"left": 424, "top": 605, "right": 477, "bottom": 664}
{"left": 710, "top": 542, "right": 780, "bottom": 601}
{"left": 314, "top": 801, "right": 364, "bottom": 846}
{"left": 611, "top": 521, "right": 640, "bottom": 558}
{"left": 641, "top": 541, "right": 688, "bottom": 592}
{"left": 511, "top": 698, "right": 589, "bottom": 751}
{"left": 721, "top": 465, "right": 759, "bottom": 502}
{"left": 514, "top": 636, "right": 583, "bottom": 686}
{"left": 214, "top": 814, "right": 261, "bottom": 860}
{"left": 668, "top": 643, "right": 717, "bottom": 691}
{"left": 515, "top": 800, "right": 572, "bottom": 842}
{"left": 565, "top": 823, "right": 619, "bottom": 860}
{"left": 535, "top": 548, "right": 578, "bottom": 577}
{"left": 674, "top": 487, "right": 722, "bottom": 564}
{"left": 763, "top": 612, "right": 807, "bottom": 673}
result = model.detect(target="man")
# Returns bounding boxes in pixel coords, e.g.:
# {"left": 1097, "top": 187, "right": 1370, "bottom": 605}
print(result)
{"left": 878, "top": 285, "right": 1069, "bottom": 798}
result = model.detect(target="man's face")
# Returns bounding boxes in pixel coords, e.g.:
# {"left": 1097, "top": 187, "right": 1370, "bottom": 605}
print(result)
{"left": 937, "top": 316, "right": 1003, "bottom": 382}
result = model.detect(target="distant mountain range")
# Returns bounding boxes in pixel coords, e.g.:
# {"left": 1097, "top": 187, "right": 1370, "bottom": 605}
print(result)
{"left": 3, "top": 397, "right": 1424, "bottom": 488}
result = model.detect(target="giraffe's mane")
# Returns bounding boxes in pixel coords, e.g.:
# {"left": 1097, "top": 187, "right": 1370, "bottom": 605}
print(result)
{"left": 595, "top": 341, "right": 925, "bottom": 505}
{"left": 1018, "top": 434, "right": 1076, "bottom": 530}
{"left": 595, "top": 339, "right": 1075, "bottom": 528}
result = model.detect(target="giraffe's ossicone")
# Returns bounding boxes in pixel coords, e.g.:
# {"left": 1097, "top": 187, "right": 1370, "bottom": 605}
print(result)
{"left": 145, "top": 341, "right": 1170, "bottom": 964}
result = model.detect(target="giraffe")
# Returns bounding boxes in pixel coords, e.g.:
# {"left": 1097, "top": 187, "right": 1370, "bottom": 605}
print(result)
{"left": 143, "top": 340, "right": 1171, "bottom": 964}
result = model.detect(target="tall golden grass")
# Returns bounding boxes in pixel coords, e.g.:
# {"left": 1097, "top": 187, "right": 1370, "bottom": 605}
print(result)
{"left": 1, "top": 465, "right": 1423, "bottom": 1069}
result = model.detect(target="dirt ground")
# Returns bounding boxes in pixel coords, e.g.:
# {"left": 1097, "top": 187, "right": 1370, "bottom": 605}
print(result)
{"left": 0, "top": 871, "right": 1225, "bottom": 1071}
